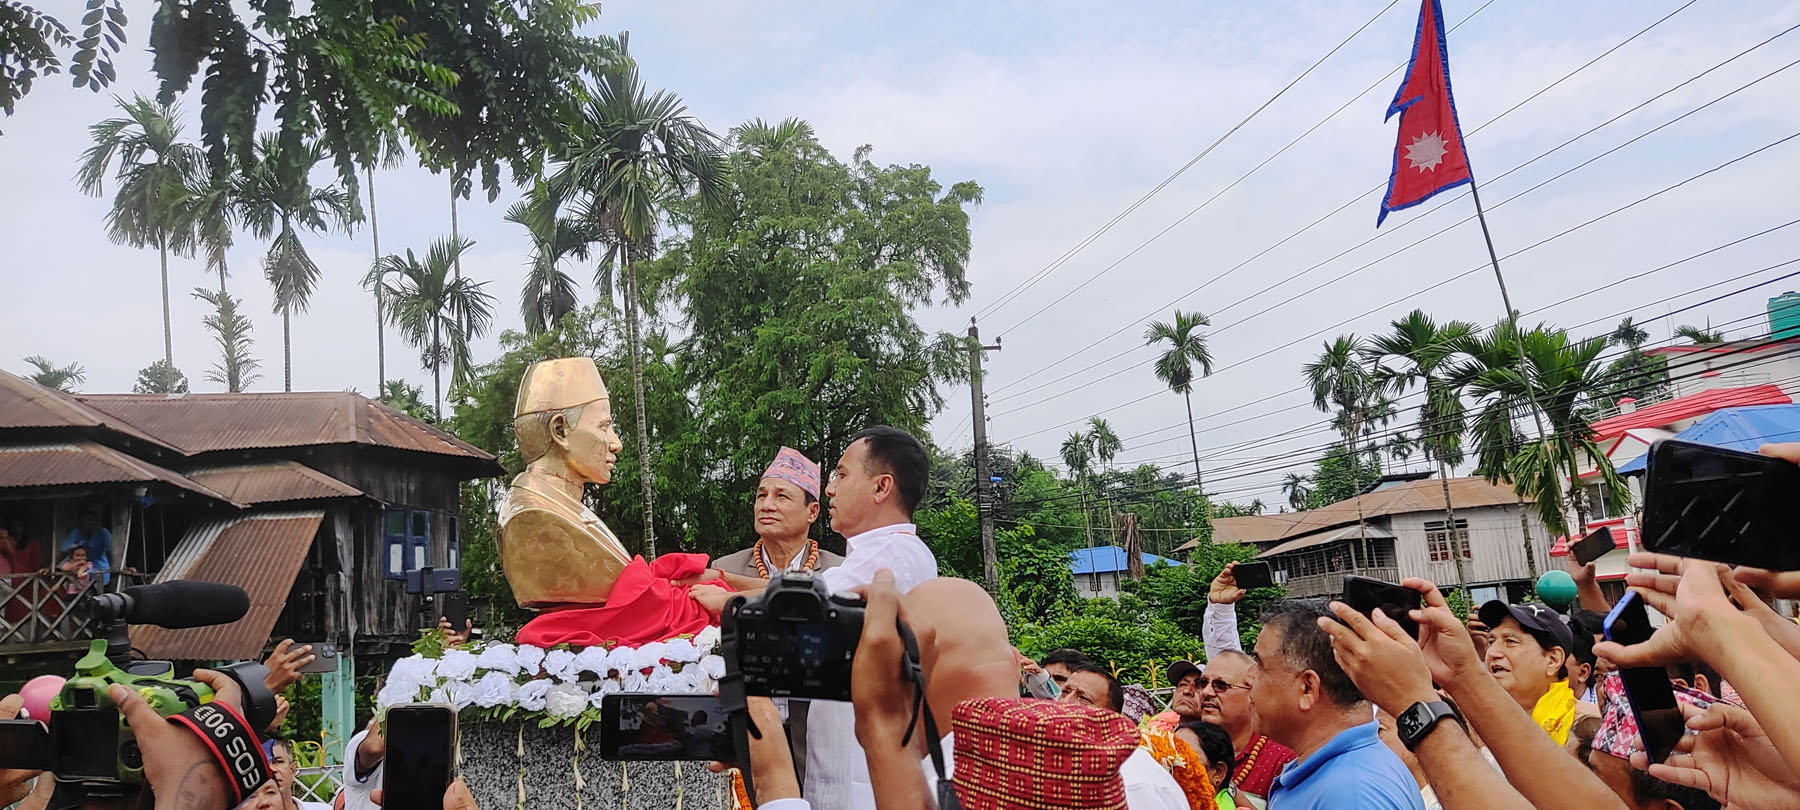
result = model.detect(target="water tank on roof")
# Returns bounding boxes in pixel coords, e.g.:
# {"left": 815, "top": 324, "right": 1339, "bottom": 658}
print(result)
{"left": 1771, "top": 292, "right": 1800, "bottom": 339}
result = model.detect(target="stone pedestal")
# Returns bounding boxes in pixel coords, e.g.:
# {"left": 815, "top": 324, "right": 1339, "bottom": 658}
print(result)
{"left": 460, "top": 720, "right": 729, "bottom": 810}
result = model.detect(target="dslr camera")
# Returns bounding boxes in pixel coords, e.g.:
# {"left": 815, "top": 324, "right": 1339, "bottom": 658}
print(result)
{"left": 0, "top": 581, "right": 276, "bottom": 807}
{"left": 721, "top": 571, "right": 865, "bottom": 701}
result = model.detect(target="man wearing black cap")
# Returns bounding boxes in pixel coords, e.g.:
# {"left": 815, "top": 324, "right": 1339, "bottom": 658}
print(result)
{"left": 1476, "top": 600, "right": 1577, "bottom": 745}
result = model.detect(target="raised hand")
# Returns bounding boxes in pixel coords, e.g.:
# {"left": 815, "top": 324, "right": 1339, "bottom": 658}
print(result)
{"left": 262, "top": 638, "right": 315, "bottom": 693}
{"left": 1638, "top": 701, "right": 1800, "bottom": 810}
{"left": 1402, "top": 578, "right": 1486, "bottom": 688}
{"left": 1209, "top": 562, "right": 1247, "bottom": 605}
{"left": 1594, "top": 559, "right": 1753, "bottom": 670}
{"left": 1317, "top": 601, "right": 1437, "bottom": 718}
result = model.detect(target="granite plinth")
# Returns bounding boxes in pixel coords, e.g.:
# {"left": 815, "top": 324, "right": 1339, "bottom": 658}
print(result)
{"left": 460, "top": 719, "right": 729, "bottom": 810}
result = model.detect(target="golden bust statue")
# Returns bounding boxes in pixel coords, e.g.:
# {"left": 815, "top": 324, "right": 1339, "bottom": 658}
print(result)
{"left": 497, "top": 357, "right": 633, "bottom": 608}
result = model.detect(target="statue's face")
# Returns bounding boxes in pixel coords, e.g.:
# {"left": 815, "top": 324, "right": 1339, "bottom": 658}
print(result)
{"left": 559, "top": 402, "right": 623, "bottom": 485}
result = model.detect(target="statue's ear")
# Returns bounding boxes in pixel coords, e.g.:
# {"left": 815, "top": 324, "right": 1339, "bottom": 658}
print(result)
{"left": 548, "top": 411, "right": 571, "bottom": 447}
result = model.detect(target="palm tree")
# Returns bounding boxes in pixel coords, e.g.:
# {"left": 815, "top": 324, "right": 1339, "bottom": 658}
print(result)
{"left": 1366, "top": 310, "right": 1477, "bottom": 592}
{"left": 188, "top": 170, "right": 238, "bottom": 295}
{"left": 77, "top": 95, "right": 206, "bottom": 373}
{"left": 234, "top": 134, "right": 358, "bottom": 391}
{"left": 1303, "top": 335, "right": 1379, "bottom": 562}
{"left": 1610, "top": 317, "right": 1649, "bottom": 349}
{"left": 506, "top": 183, "right": 592, "bottom": 336}
{"left": 1060, "top": 430, "right": 1098, "bottom": 590}
{"left": 363, "top": 143, "right": 406, "bottom": 393}
{"left": 366, "top": 237, "right": 496, "bottom": 418}
{"left": 1145, "top": 310, "right": 1215, "bottom": 503}
{"left": 550, "top": 54, "right": 728, "bottom": 558}
{"left": 1463, "top": 322, "right": 1629, "bottom": 539}
{"left": 191, "top": 288, "right": 261, "bottom": 392}
{"left": 23, "top": 356, "right": 85, "bottom": 391}
{"left": 1281, "top": 472, "right": 1311, "bottom": 511}
{"left": 1674, "top": 323, "right": 1725, "bottom": 345}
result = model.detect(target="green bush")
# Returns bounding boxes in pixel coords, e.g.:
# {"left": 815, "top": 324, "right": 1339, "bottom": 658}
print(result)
{"left": 1015, "top": 597, "right": 1204, "bottom": 689}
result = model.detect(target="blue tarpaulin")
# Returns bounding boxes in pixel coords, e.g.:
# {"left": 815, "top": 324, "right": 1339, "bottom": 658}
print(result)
{"left": 1616, "top": 404, "right": 1800, "bottom": 474}
{"left": 1068, "top": 545, "right": 1183, "bottom": 575}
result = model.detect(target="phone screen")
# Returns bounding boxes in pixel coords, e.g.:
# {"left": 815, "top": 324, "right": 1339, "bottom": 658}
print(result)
{"left": 1232, "top": 562, "right": 1274, "bottom": 591}
{"left": 382, "top": 705, "right": 456, "bottom": 810}
{"left": 1605, "top": 592, "right": 1684, "bottom": 763}
{"left": 1572, "top": 526, "right": 1615, "bottom": 567}
{"left": 1642, "top": 439, "right": 1800, "bottom": 569}
{"left": 1341, "top": 576, "right": 1422, "bottom": 639}
{"left": 0, "top": 720, "right": 50, "bottom": 771}
{"left": 599, "top": 694, "right": 731, "bottom": 761}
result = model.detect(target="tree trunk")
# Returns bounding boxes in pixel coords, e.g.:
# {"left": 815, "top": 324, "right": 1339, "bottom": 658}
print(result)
{"left": 1080, "top": 481, "right": 1096, "bottom": 592}
{"left": 217, "top": 254, "right": 227, "bottom": 296}
{"left": 1184, "top": 389, "right": 1212, "bottom": 526}
{"left": 370, "top": 167, "right": 385, "bottom": 391}
{"left": 1438, "top": 458, "right": 1468, "bottom": 594}
{"left": 282, "top": 310, "right": 293, "bottom": 392}
{"left": 1348, "top": 431, "right": 1370, "bottom": 572}
{"left": 625, "top": 251, "right": 657, "bottom": 558}
{"left": 1517, "top": 494, "right": 1540, "bottom": 581}
{"left": 158, "top": 235, "right": 173, "bottom": 372}
{"left": 432, "top": 319, "right": 442, "bottom": 420}
{"left": 449, "top": 180, "right": 462, "bottom": 282}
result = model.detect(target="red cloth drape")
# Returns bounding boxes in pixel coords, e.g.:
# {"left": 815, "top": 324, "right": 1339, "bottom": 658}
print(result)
{"left": 514, "top": 553, "right": 723, "bottom": 648}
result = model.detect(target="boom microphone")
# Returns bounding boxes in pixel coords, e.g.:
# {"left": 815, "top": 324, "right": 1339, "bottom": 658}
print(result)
{"left": 89, "top": 581, "right": 251, "bottom": 629}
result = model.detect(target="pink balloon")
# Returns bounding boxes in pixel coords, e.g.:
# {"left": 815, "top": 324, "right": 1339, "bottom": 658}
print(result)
{"left": 19, "top": 675, "right": 64, "bottom": 723}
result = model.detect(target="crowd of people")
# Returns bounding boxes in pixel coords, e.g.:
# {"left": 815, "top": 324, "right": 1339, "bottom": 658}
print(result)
{"left": 6, "top": 431, "right": 1800, "bottom": 810}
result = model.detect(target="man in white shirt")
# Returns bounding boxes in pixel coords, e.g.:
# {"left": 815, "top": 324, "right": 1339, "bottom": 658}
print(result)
{"left": 801, "top": 426, "right": 939, "bottom": 810}
{"left": 338, "top": 720, "right": 384, "bottom": 810}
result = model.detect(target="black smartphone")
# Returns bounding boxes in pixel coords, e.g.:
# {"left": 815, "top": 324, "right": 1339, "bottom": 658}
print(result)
{"left": 599, "top": 694, "right": 731, "bottom": 762}
{"left": 437, "top": 590, "right": 470, "bottom": 632}
{"left": 1604, "top": 591, "right": 1683, "bottom": 763}
{"left": 1342, "top": 575, "right": 1422, "bottom": 639}
{"left": 0, "top": 719, "right": 50, "bottom": 771}
{"left": 382, "top": 704, "right": 457, "bottom": 810}
{"left": 1232, "top": 561, "right": 1274, "bottom": 590}
{"left": 1641, "top": 438, "right": 1800, "bottom": 570}
{"left": 1571, "top": 526, "right": 1615, "bottom": 567}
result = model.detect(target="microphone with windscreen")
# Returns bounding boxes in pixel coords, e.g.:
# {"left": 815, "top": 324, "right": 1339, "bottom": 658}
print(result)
{"left": 86, "top": 580, "right": 251, "bottom": 628}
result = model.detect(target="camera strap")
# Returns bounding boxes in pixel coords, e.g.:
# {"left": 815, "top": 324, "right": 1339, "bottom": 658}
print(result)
{"left": 895, "top": 620, "right": 960, "bottom": 810}
{"left": 166, "top": 701, "right": 271, "bottom": 807}
{"left": 718, "top": 599, "right": 759, "bottom": 802}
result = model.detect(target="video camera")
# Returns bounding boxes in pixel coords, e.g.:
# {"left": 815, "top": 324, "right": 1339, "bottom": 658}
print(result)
{"left": 0, "top": 580, "right": 278, "bottom": 808}
{"left": 721, "top": 570, "right": 866, "bottom": 701}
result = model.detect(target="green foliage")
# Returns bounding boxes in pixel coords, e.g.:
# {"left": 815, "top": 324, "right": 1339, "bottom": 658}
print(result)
{"left": 192, "top": 287, "right": 261, "bottom": 392}
{"left": 378, "top": 380, "right": 434, "bottom": 423}
{"left": 367, "top": 236, "right": 496, "bottom": 417}
{"left": 1306, "top": 444, "right": 1383, "bottom": 508}
{"left": 133, "top": 359, "right": 189, "bottom": 394}
{"left": 275, "top": 674, "right": 322, "bottom": 749}
{"left": 0, "top": 0, "right": 125, "bottom": 128}
{"left": 1133, "top": 542, "right": 1280, "bottom": 650}
{"left": 23, "top": 355, "right": 84, "bottom": 391}
{"left": 1015, "top": 601, "right": 1203, "bottom": 689}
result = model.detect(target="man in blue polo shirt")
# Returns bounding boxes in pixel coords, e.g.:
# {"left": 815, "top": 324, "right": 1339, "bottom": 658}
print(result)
{"left": 1250, "top": 599, "right": 1424, "bottom": 810}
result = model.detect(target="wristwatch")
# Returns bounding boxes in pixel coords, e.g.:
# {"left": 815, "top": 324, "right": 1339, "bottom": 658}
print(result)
{"left": 1397, "top": 700, "right": 1460, "bottom": 751}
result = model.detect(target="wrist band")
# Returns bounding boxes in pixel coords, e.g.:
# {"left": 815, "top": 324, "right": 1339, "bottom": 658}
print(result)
{"left": 167, "top": 701, "right": 272, "bottom": 806}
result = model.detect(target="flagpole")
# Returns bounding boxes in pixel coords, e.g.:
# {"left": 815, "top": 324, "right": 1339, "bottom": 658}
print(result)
{"left": 1468, "top": 177, "right": 1567, "bottom": 579}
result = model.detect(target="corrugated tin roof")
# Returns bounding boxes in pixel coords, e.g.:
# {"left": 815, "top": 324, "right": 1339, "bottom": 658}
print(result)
{"left": 0, "top": 371, "right": 176, "bottom": 451}
{"left": 1068, "top": 545, "right": 1182, "bottom": 575}
{"left": 1257, "top": 523, "right": 1398, "bottom": 558}
{"left": 0, "top": 442, "right": 233, "bottom": 502}
{"left": 1614, "top": 404, "right": 1800, "bottom": 475}
{"left": 1195, "top": 476, "right": 1529, "bottom": 548}
{"left": 186, "top": 461, "right": 362, "bottom": 505}
{"left": 77, "top": 392, "right": 498, "bottom": 469}
{"left": 135, "top": 512, "right": 323, "bottom": 660}
{"left": 1590, "top": 384, "right": 1791, "bottom": 441}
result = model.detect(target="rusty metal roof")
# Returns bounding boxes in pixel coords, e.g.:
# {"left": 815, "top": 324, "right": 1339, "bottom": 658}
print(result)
{"left": 1174, "top": 476, "right": 1532, "bottom": 552}
{"left": 185, "top": 461, "right": 362, "bottom": 505}
{"left": 78, "top": 392, "right": 497, "bottom": 468}
{"left": 134, "top": 512, "right": 323, "bottom": 661}
{"left": 0, "top": 371, "right": 176, "bottom": 451}
{"left": 0, "top": 442, "right": 233, "bottom": 502}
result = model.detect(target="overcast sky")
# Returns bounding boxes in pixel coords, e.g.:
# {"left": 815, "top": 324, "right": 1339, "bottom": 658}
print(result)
{"left": 5, "top": 0, "right": 1799, "bottom": 509}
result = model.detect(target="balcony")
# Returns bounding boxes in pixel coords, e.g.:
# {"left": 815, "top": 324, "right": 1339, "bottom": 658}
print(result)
{"left": 1279, "top": 568, "right": 1401, "bottom": 599}
{"left": 1, "top": 569, "right": 146, "bottom": 651}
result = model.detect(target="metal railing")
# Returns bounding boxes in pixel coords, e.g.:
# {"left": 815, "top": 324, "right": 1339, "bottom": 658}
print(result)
{"left": 294, "top": 767, "right": 345, "bottom": 805}
{"left": 1280, "top": 568, "right": 1401, "bottom": 599}
{"left": 0, "top": 569, "right": 145, "bottom": 648}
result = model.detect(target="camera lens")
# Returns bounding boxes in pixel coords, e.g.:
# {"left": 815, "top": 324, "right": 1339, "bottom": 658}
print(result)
{"left": 121, "top": 739, "right": 143, "bottom": 769}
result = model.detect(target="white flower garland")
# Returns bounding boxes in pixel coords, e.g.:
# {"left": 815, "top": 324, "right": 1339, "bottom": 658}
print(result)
{"left": 379, "top": 625, "right": 724, "bottom": 729}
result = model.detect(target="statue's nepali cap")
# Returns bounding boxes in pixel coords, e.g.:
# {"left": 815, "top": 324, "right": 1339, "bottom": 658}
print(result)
{"left": 515, "top": 357, "right": 610, "bottom": 418}
{"left": 761, "top": 446, "right": 820, "bottom": 500}
{"left": 950, "top": 697, "right": 1134, "bottom": 810}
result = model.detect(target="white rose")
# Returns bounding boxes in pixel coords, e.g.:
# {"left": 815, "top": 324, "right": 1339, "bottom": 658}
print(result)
{"left": 661, "top": 637, "right": 699, "bottom": 664}
{"left": 471, "top": 671, "right": 515, "bottom": 708}
{"left": 514, "top": 645, "right": 547, "bottom": 676}
{"left": 389, "top": 656, "right": 438, "bottom": 687}
{"left": 427, "top": 688, "right": 448, "bottom": 705}
{"left": 603, "top": 646, "right": 636, "bottom": 676}
{"left": 476, "top": 645, "right": 521, "bottom": 675}
{"left": 693, "top": 626, "right": 721, "bottom": 654}
{"left": 699, "top": 655, "right": 726, "bottom": 680}
{"left": 544, "top": 649, "right": 579, "bottom": 682}
{"left": 621, "top": 671, "right": 649, "bottom": 692}
{"left": 572, "top": 647, "right": 611, "bottom": 677}
{"left": 646, "top": 667, "right": 678, "bottom": 693}
{"left": 445, "top": 681, "right": 476, "bottom": 710}
{"left": 677, "top": 667, "right": 707, "bottom": 694}
{"left": 545, "top": 683, "right": 588, "bottom": 718}
{"left": 376, "top": 680, "right": 422, "bottom": 709}
{"left": 630, "top": 642, "right": 666, "bottom": 672}
{"left": 516, "top": 678, "right": 552, "bottom": 712}
{"left": 588, "top": 679, "right": 623, "bottom": 709}
{"left": 436, "top": 649, "right": 478, "bottom": 682}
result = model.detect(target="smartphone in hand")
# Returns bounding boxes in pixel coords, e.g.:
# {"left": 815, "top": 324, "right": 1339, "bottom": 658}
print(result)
{"left": 1341, "top": 575, "right": 1422, "bottom": 639}
{"left": 1571, "top": 526, "right": 1615, "bottom": 567}
{"left": 1604, "top": 591, "right": 1684, "bottom": 763}
{"left": 1642, "top": 438, "right": 1800, "bottom": 570}
{"left": 599, "top": 694, "right": 732, "bottom": 762}
{"left": 382, "top": 704, "right": 457, "bottom": 810}
{"left": 1232, "top": 561, "right": 1275, "bottom": 590}
{"left": 438, "top": 590, "right": 471, "bottom": 633}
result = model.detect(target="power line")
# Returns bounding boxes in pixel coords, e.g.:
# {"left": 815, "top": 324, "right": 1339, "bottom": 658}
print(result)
{"left": 975, "top": 0, "right": 1410, "bottom": 321}
{"left": 987, "top": 18, "right": 1800, "bottom": 397}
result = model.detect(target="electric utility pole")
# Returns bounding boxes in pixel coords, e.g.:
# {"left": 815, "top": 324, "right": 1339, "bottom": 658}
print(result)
{"left": 968, "top": 319, "right": 1003, "bottom": 594}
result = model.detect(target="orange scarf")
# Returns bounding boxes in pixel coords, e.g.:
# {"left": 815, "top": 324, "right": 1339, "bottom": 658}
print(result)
{"left": 1140, "top": 727, "right": 1221, "bottom": 810}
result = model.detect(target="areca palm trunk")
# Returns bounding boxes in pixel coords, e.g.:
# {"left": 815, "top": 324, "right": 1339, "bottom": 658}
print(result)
{"left": 1184, "top": 390, "right": 1209, "bottom": 523}
{"left": 1348, "top": 429, "right": 1371, "bottom": 572}
{"left": 450, "top": 182, "right": 462, "bottom": 281}
{"left": 370, "top": 167, "right": 385, "bottom": 390}
{"left": 625, "top": 250, "right": 657, "bottom": 558}
{"left": 281, "top": 311, "right": 292, "bottom": 392}
{"left": 1437, "top": 458, "right": 1468, "bottom": 593}
{"left": 158, "top": 234, "right": 173, "bottom": 371}
{"left": 431, "top": 318, "right": 442, "bottom": 419}
{"left": 1080, "top": 480, "right": 1096, "bottom": 592}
